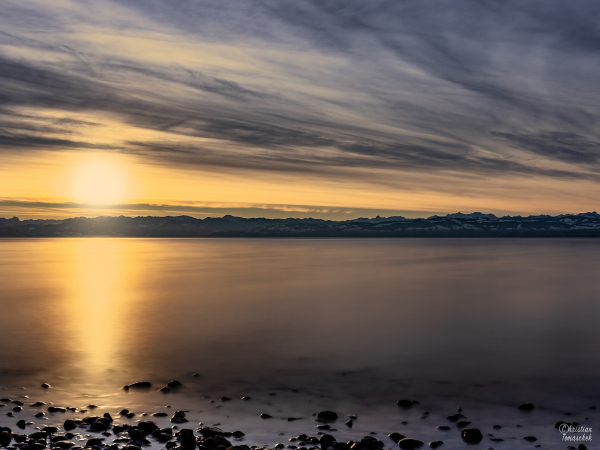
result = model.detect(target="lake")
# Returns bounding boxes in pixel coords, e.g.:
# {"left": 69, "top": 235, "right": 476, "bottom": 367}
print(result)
{"left": 0, "top": 238, "right": 598, "bottom": 448}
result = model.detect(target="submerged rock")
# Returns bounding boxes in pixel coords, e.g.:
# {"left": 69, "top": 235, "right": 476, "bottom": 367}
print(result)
{"left": 428, "top": 442, "right": 443, "bottom": 449}
{"left": 396, "top": 400, "right": 416, "bottom": 409}
{"left": 316, "top": 411, "right": 338, "bottom": 422}
{"left": 398, "top": 438, "right": 424, "bottom": 449}
{"left": 123, "top": 382, "right": 152, "bottom": 391}
{"left": 260, "top": 413, "right": 272, "bottom": 419}
{"left": 518, "top": 403, "right": 535, "bottom": 411}
{"left": 388, "top": 433, "right": 405, "bottom": 443}
{"left": 41, "top": 383, "right": 51, "bottom": 389}
{"left": 345, "top": 420, "right": 353, "bottom": 428}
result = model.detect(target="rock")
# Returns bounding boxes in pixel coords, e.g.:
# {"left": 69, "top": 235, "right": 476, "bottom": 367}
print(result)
{"left": 159, "top": 387, "right": 171, "bottom": 394}
{"left": 42, "top": 427, "right": 59, "bottom": 434}
{"left": 122, "top": 446, "right": 143, "bottom": 450}
{"left": 34, "top": 413, "right": 44, "bottom": 418}
{"left": 456, "top": 421, "right": 471, "bottom": 428}
{"left": 388, "top": 434, "right": 405, "bottom": 443}
{"left": 331, "top": 443, "right": 349, "bottom": 450}
{"left": 221, "top": 397, "right": 231, "bottom": 402}
{"left": 523, "top": 436, "right": 537, "bottom": 442}
{"left": 429, "top": 442, "right": 443, "bottom": 449}
{"left": 41, "top": 384, "right": 51, "bottom": 389}
{"left": 63, "top": 421, "right": 76, "bottom": 431}
{"left": 398, "top": 439, "right": 424, "bottom": 449}
{"left": 16, "top": 420, "right": 26, "bottom": 429}
{"left": 260, "top": 413, "right": 272, "bottom": 419}
{"left": 320, "top": 434, "right": 337, "bottom": 447}
{"left": 345, "top": 420, "right": 353, "bottom": 428}
{"left": 436, "top": 426, "right": 450, "bottom": 431}
{"left": 316, "top": 411, "right": 338, "bottom": 422}
{"left": 167, "top": 381, "right": 183, "bottom": 389}
{"left": 274, "top": 444, "right": 284, "bottom": 449}
{"left": 12, "top": 407, "right": 22, "bottom": 412}
{"left": 177, "top": 428, "right": 195, "bottom": 448}
{"left": 119, "top": 409, "right": 130, "bottom": 415}
{"left": 48, "top": 407, "right": 66, "bottom": 413}
{"left": 396, "top": 400, "right": 416, "bottom": 409}
{"left": 231, "top": 431, "right": 245, "bottom": 438}
{"left": 123, "top": 382, "right": 152, "bottom": 391}
{"left": 0, "top": 431, "right": 11, "bottom": 448}
{"left": 318, "top": 425, "right": 331, "bottom": 430}
{"left": 171, "top": 411, "right": 188, "bottom": 424}
{"left": 445, "top": 414, "right": 464, "bottom": 422}
{"left": 579, "top": 445, "right": 587, "bottom": 450}
{"left": 492, "top": 425, "right": 502, "bottom": 430}
{"left": 287, "top": 417, "right": 302, "bottom": 421}
{"left": 461, "top": 429, "right": 483, "bottom": 444}
{"left": 241, "top": 397, "right": 251, "bottom": 401}
{"left": 198, "top": 427, "right": 225, "bottom": 438}
{"left": 31, "top": 402, "right": 45, "bottom": 407}
{"left": 518, "top": 403, "right": 535, "bottom": 411}
{"left": 86, "top": 438, "right": 103, "bottom": 447}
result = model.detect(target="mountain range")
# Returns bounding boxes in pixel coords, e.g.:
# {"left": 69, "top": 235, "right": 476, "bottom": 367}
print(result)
{"left": 1, "top": 212, "right": 600, "bottom": 237}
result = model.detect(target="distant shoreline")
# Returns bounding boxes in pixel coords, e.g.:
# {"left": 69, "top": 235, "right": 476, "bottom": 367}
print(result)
{"left": 2, "top": 212, "right": 600, "bottom": 238}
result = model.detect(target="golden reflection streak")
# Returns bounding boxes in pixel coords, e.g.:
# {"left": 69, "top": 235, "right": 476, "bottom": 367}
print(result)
{"left": 65, "top": 239, "right": 127, "bottom": 379}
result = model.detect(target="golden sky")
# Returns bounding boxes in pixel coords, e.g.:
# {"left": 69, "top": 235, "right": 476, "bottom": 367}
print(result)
{"left": 1, "top": 0, "right": 599, "bottom": 219}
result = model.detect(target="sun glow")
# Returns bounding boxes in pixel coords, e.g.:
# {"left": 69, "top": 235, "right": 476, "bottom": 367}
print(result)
{"left": 72, "top": 159, "right": 127, "bottom": 204}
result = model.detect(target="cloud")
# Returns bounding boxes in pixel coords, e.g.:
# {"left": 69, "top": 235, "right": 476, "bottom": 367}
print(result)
{"left": 0, "top": 0, "right": 599, "bottom": 188}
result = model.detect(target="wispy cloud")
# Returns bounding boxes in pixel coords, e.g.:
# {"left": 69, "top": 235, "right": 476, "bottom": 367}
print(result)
{"left": 0, "top": 0, "right": 599, "bottom": 206}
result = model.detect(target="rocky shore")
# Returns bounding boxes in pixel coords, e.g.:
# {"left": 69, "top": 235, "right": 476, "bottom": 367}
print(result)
{"left": 0, "top": 382, "right": 594, "bottom": 450}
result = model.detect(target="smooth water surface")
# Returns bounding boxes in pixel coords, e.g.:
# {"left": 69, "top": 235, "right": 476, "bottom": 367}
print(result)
{"left": 0, "top": 238, "right": 598, "bottom": 448}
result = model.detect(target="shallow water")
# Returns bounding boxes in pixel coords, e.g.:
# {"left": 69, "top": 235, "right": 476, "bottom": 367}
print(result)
{"left": 0, "top": 238, "right": 598, "bottom": 448}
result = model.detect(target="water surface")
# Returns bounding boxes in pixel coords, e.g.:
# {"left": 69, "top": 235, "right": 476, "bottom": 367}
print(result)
{"left": 0, "top": 238, "right": 598, "bottom": 448}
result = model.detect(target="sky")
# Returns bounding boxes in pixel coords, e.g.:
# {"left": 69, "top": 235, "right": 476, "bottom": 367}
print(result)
{"left": 1, "top": 0, "right": 599, "bottom": 219}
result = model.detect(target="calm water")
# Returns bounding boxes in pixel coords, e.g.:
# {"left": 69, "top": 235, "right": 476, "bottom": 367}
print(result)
{"left": 0, "top": 238, "right": 598, "bottom": 448}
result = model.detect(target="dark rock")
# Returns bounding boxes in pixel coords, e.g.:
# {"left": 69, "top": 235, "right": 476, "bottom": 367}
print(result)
{"left": 29, "top": 432, "right": 48, "bottom": 440}
{"left": 198, "top": 427, "right": 224, "bottom": 438}
{"left": 34, "top": 413, "right": 44, "bottom": 418}
{"left": 523, "top": 436, "right": 537, "bottom": 442}
{"left": 436, "top": 426, "right": 450, "bottom": 432}
{"left": 287, "top": 417, "right": 302, "bottom": 422}
{"left": 86, "top": 439, "right": 103, "bottom": 447}
{"left": 331, "top": 443, "right": 349, "bottom": 450}
{"left": 89, "top": 421, "right": 109, "bottom": 432}
{"left": 159, "top": 387, "right": 171, "bottom": 394}
{"left": 231, "top": 431, "right": 244, "bottom": 439}
{"left": 177, "top": 428, "right": 196, "bottom": 448}
{"left": 579, "top": 445, "right": 587, "bottom": 450}
{"left": 316, "top": 411, "right": 338, "bottom": 422}
{"left": 118, "top": 410, "right": 129, "bottom": 415}
{"left": 492, "top": 425, "right": 501, "bottom": 430}
{"left": 320, "top": 435, "right": 336, "bottom": 447}
{"left": 260, "top": 413, "right": 272, "bottom": 419}
{"left": 12, "top": 407, "right": 22, "bottom": 412}
{"left": 123, "top": 382, "right": 152, "bottom": 391}
{"left": 0, "top": 431, "right": 11, "bottom": 448}
{"left": 48, "top": 407, "right": 66, "bottom": 413}
{"left": 16, "top": 420, "right": 26, "bottom": 429}
{"left": 241, "top": 397, "right": 251, "bottom": 401}
{"left": 30, "top": 402, "right": 45, "bottom": 407}
{"left": 63, "top": 421, "right": 76, "bottom": 432}
{"left": 128, "top": 428, "right": 144, "bottom": 441}
{"left": 461, "top": 429, "right": 483, "bottom": 444}
{"left": 518, "top": 403, "right": 535, "bottom": 411}
{"left": 396, "top": 400, "right": 415, "bottom": 409}
{"left": 152, "top": 412, "right": 168, "bottom": 417}
{"left": 42, "top": 427, "right": 58, "bottom": 434}
{"left": 112, "top": 426, "right": 125, "bottom": 435}
{"left": 445, "top": 414, "right": 464, "bottom": 422}
{"left": 275, "top": 444, "right": 284, "bottom": 449}
{"left": 345, "top": 420, "right": 353, "bottom": 428}
{"left": 122, "top": 446, "right": 142, "bottom": 450}
{"left": 171, "top": 411, "right": 188, "bottom": 424}
{"left": 398, "top": 439, "right": 423, "bottom": 450}
{"left": 12, "top": 401, "right": 24, "bottom": 406}
{"left": 388, "top": 434, "right": 405, "bottom": 443}
{"left": 428, "top": 442, "right": 443, "bottom": 449}
{"left": 456, "top": 421, "right": 471, "bottom": 428}
{"left": 54, "top": 442, "right": 75, "bottom": 449}
{"left": 167, "top": 381, "right": 183, "bottom": 389}
{"left": 221, "top": 397, "right": 231, "bottom": 402}
{"left": 41, "top": 384, "right": 51, "bottom": 389}
{"left": 317, "top": 425, "right": 331, "bottom": 431}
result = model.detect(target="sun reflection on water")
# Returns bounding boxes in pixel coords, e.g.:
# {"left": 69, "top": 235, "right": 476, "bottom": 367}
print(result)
{"left": 65, "top": 239, "right": 128, "bottom": 383}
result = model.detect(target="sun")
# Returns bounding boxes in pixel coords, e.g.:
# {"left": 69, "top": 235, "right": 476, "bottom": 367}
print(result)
{"left": 72, "top": 159, "right": 127, "bottom": 204}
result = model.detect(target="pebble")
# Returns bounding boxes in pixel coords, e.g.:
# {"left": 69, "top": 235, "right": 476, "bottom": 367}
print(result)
{"left": 260, "top": 413, "right": 273, "bottom": 419}
{"left": 123, "top": 382, "right": 152, "bottom": 391}
{"left": 316, "top": 411, "right": 338, "bottom": 422}
{"left": 518, "top": 403, "right": 535, "bottom": 411}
